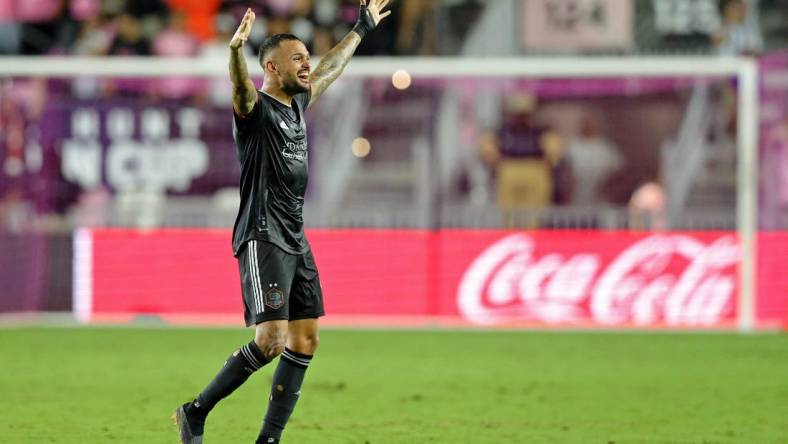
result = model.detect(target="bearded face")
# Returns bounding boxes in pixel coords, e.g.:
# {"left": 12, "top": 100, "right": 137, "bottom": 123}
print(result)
{"left": 269, "top": 40, "right": 311, "bottom": 96}
{"left": 280, "top": 68, "right": 309, "bottom": 95}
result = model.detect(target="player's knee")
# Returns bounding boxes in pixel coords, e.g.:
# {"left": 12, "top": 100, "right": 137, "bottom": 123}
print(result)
{"left": 293, "top": 332, "right": 319, "bottom": 355}
{"left": 253, "top": 327, "right": 287, "bottom": 360}
{"left": 305, "top": 332, "right": 319, "bottom": 353}
{"left": 267, "top": 343, "right": 286, "bottom": 359}
{"left": 253, "top": 338, "right": 285, "bottom": 360}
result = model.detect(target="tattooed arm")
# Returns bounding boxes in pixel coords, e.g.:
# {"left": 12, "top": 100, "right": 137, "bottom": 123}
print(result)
{"left": 229, "top": 8, "right": 258, "bottom": 116}
{"left": 308, "top": 0, "right": 391, "bottom": 108}
{"left": 308, "top": 33, "right": 362, "bottom": 107}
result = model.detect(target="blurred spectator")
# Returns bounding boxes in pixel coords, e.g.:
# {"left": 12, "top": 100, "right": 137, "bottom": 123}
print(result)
{"left": 71, "top": 15, "right": 114, "bottom": 55}
{"left": 267, "top": 15, "right": 293, "bottom": 37}
{"left": 125, "top": 0, "right": 168, "bottom": 41}
{"left": 565, "top": 115, "right": 623, "bottom": 206}
{"left": 1, "top": 1, "right": 784, "bottom": 58}
{"left": 0, "top": 0, "right": 463, "bottom": 57}
{"left": 108, "top": 13, "right": 151, "bottom": 55}
{"left": 17, "top": 0, "right": 76, "bottom": 54}
{"left": 713, "top": 0, "right": 763, "bottom": 55}
{"left": 105, "top": 13, "right": 152, "bottom": 96}
{"left": 202, "top": 9, "right": 236, "bottom": 54}
{"left": 69, "top": 14, "right": 114, "bottom": 99}
{"left": 153, "top": 11, "right": 202, "bottom": 99}
{"left": 70, "top": 0, "right": 101, "bottom": 21}
{"left": 0, "top": 189, "right": 33, "bottom": 232}
{"left": 479, "top": 93, "right": 565, "bottom": 226}
{"left": 125, "top": 0, "right": 168, "bottom": 20}
{"left": 0, "top": 0, "right": 21, "bottom": 54}
{"left": 16, "top": 0, "right": 64, "bottom": 29}
{"left": 312, "top": 26, "right": 335, "bottom": 56}
{"left": 628, "top": 180, "right": 666, "bottom": 230}
{"left": 396, "top": 0, "right": 437, "bottom": 55}
{"left": 166, "top": 0, "right": 222, "bottom": 42}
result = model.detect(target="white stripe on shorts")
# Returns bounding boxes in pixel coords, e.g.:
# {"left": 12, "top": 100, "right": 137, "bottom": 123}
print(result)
{"left": 253, "top": 241, "right": 265, "bottom": 313}
{"left": 248, "top": 241, "right": 264, "bottom": 314}
{"left": 246, "top": 242, "right": 255, "bottom": 313}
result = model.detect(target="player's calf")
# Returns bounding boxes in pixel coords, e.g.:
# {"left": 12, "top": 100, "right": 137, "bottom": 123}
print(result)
{"left": 256, "top": 347, "right": 314, "bottom": 443}
{"left": 177, "top": 341, "right": 270, "bottom": 441}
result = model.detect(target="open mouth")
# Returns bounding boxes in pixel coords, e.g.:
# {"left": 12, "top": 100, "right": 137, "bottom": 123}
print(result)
{"left": 298, "top": 72, "right": 309, "bottom": 82}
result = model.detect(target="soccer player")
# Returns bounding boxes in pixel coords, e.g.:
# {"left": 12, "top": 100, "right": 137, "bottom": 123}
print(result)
{"left": 174, "top": 1, "right": 391, "bottom": 443}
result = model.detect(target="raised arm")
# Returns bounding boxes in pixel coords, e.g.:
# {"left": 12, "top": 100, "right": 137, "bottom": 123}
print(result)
{"left": 308, "top": 0, "right": 391, "bottom": 107}
{"left": 229, "top": 8, "right": 258, "bottom": 116}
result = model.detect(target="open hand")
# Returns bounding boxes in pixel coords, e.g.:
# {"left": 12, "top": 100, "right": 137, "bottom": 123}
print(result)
{"left": 353, "top": 0, "right": 391, "bottom": 39}
{"left": 362, "top": 0, "right": 392, "bottom": 27}
{"left": 230, "top": 8, "right": 255, "bottom": 49}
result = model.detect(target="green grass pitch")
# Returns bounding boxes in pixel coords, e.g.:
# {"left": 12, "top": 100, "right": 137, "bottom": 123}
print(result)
{"left": 1, "top": 327, "right": 787, "bottom": 443}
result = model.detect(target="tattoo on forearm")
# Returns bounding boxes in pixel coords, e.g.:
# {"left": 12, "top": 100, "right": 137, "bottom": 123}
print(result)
{"left": 229, "top": 48, "right": 249, "bottom": 85}
{"left": 310, "top": 33, "right": 362, "bottom": 104}
{"left": 229, "top": 48, "right": 256, "bottom": 112}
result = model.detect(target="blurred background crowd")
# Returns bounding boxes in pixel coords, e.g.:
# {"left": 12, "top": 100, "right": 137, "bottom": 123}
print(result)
{"left": 0, "top": 0, "right": 786, "bottom": 57}
{"left": 0, "top": 0, "right": 469, "bottom": 57}
{"left": 1, "top": 0, "right": 788, "bottom": 236}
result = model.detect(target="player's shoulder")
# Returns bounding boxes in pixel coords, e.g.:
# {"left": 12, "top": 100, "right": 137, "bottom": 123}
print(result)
{"left": 233, "top": 91, "right": 267, "bottom": 133}
{"left": 235, "top": 90, "right": 264, "bottom": 115}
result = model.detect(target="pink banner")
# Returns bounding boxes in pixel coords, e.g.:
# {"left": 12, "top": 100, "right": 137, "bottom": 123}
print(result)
{"left": 521, "top": 0, "right": 634, "bottom": 52}
{"left": 76, "top": 229, "right": 788, "bottom": 329}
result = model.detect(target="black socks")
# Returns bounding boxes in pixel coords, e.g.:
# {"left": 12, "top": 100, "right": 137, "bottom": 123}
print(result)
{"left": 191, "top": 341, "right": 268, "bottom": 416}
{"left": 185, "top": 342, "right": 312, "bottom": 443}
{"left": 257, "top": 348, "right": 313, "bottom": 443}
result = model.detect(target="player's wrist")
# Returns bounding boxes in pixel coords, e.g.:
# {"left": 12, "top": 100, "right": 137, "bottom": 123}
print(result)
{"left": 352, "top": 5, "right": 375, "bottom": 40}
{"left": 351, "top": 23, "right": 371, "bottom": 40}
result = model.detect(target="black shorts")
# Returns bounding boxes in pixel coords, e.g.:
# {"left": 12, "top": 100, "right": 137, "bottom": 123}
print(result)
{"left": 237, "top": 240, "right": 325, "bottom": 326}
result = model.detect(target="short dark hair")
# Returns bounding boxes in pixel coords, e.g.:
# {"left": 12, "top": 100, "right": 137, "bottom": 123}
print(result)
{"left": 258, "top": 34, "right": 303, "bottom": 66}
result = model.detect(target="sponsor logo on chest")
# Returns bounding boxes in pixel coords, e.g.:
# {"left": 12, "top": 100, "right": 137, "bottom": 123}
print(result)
{"left": 278, "top": 119, "right": 307, "bottom": 161}
{"left": 282, "top": 141, "right": 307, "bottom": 161}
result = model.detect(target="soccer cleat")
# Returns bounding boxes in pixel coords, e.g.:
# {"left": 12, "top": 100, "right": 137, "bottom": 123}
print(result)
{"left": 173, "top": 402, "right": 205, "bottom": 444}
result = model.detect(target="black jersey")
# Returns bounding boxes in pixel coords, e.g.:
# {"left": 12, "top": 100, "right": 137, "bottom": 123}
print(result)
{"left": 231, "top": 90, "right": 311, "bottom": 256}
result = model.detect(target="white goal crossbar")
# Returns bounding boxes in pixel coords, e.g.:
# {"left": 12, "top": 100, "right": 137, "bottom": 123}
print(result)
{"left": 0, "top": 55, "right": 759, "bottom": 331}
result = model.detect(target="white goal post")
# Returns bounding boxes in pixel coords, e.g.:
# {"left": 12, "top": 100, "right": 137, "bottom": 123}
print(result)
{"left": 0, "top": 55, "right": 759, "bottom": 331}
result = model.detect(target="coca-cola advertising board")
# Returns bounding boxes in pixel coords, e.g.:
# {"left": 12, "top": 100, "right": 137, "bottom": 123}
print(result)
{"left": 74, "top": 229, "right": 788, "bottom": 329}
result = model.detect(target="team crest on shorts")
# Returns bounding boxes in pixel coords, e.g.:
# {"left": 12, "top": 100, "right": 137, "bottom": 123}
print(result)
{"left": 264, "top": 287, "right": 285, "bottom": 310}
